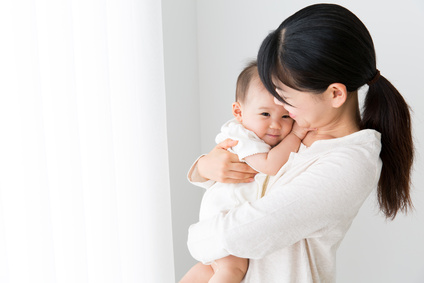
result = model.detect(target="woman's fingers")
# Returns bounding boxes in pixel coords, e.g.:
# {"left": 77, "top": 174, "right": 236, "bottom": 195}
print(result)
{"left": 224, "top": 163, "right": 257, "bottom": 183}
{"left": 217, "top": 138, "right": 238, "bottom": 150}
{"left": 212, "top": 153, "right": 257, "bottom": 183}
{"left": 230, "top": 162, "right": 257, "bottom": 173}
{"left": 221, "top": 172, "right": 256, "bottom": 184}
{"left": 197, "top": 140, "right": 257, "bottom": 183}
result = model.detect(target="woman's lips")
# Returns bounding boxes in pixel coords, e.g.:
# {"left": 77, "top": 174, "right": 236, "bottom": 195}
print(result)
{"left": 289, "top": 113, "right": 296, "bottom": 119}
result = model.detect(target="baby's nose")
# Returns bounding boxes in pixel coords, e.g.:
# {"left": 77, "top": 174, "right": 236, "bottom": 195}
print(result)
{"left": 269, "top": 120, "right": 282, "bottom": 129}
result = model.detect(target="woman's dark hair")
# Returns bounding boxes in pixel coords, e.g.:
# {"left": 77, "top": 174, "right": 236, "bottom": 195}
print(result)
{"left": 257, "top": 3, "right": 413, "bottom": 219}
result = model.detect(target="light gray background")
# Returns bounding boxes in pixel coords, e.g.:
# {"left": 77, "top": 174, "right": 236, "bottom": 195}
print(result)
{"left": 162, "top": 0, "right": 424, "bottom": 282}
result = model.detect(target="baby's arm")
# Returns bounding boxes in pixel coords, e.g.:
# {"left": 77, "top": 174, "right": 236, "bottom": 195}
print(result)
{"left": 244, "top": 123, "right": 309, "bottom": 176}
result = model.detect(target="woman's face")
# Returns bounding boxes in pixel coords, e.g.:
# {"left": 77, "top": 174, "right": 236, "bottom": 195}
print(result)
{"left": 273, "top": 80, "right": 332, "bottom": 129}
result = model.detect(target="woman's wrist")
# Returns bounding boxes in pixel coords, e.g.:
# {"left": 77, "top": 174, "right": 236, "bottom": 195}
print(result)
{"left": 187, "top": 155, "right": 209, "bottom": 183}
{"left": 196, "top": 156, "right": 209, "bottom": 181}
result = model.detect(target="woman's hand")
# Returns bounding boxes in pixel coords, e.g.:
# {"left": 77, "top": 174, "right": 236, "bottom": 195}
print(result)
{"left": 197, "top": 139, "right": 257, "bottom": 183}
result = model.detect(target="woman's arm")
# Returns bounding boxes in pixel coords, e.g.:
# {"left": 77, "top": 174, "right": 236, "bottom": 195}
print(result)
{"left": 187, "top": 146, "right": 382, "bottom": 263}
{"left": 189, "top": 139, "right": 257, "bottom": 184}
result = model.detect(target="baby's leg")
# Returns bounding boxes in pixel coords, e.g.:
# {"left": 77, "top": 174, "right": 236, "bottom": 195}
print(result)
{"left": 179, "top": 262, "right": 214, "bottom": 283}
{"left": 209, "top": 255, "right": 248, "bottom": 283}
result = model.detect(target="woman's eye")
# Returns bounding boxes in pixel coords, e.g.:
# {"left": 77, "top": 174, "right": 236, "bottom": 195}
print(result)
{"left": 261, "top": 112, "right": 270, "bottom": 117}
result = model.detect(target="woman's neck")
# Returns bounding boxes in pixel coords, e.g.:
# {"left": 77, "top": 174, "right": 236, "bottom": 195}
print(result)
{"left": 302, "top": 91, "right": 361, "bottom": 147}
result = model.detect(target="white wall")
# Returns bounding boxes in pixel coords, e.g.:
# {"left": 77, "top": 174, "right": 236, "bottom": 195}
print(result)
{"left": 164, "top": 0, "right": 424, "bottom": 281}
{"left": 161, "top": 0, "right": 202, "bottom": 281}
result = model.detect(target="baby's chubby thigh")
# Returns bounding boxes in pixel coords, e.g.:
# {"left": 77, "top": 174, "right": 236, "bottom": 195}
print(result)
{"left": 211, "top": 256, "right": 249, "bottom": 281}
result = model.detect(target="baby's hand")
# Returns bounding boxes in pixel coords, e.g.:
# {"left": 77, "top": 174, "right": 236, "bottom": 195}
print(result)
{"left": 291, "top": 122, "right": 316, "bottom": 140}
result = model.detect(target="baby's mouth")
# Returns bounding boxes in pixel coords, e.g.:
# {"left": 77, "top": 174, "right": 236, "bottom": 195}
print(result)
{"left": 266, "top": 133, "right": 280, "bottom": 138}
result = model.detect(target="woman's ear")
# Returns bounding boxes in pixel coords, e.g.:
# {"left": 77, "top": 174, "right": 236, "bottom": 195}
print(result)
{"left": 327, "top": 83, "right": 347, "bottom": 108}
{"left": 232, "top": 102, "right": 243, "bottom": 122}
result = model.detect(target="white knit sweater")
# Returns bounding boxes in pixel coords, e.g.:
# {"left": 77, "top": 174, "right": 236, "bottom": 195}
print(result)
{"left": 187, "top": 129, "right": 382, "bottom": 282}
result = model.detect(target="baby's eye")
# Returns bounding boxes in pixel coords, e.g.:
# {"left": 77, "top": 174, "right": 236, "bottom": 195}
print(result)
{"left": 282, "top": 114, "right": 290, "bottom": 118}
{"left": 261, "top": 112, "right": 270, "bottom": 117}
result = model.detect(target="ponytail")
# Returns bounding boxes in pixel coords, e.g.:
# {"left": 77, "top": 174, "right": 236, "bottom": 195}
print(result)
{"left": 361, "top": 75, "right": 414, "bottom": 219}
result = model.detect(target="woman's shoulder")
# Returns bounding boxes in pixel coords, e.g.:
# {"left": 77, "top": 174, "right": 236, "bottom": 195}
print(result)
{"left": 302, "top": 129, "right": 381, "bottom": 155}
{"left": 342, "top": 129, "right": 381, "bottom": 144}
{"left": 294, "top": 129, "right": 382, "bottom": 177}
{"left": 276, "top": 130, "right": 382, "bottom": 195}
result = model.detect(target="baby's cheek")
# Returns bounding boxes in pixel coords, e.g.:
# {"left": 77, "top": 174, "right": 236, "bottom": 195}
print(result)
{"left": 283, "top": 122, "right": 294, "bottom": 134}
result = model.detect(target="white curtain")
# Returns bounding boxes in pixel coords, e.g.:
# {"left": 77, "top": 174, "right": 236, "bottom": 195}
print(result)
{"left": 0, "top": 1, "right": 174, "bottom": 282}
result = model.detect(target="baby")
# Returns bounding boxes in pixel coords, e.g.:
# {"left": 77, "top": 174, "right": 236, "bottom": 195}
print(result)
{"left": 180, "top": 61, "right": 307, "bottom": 283}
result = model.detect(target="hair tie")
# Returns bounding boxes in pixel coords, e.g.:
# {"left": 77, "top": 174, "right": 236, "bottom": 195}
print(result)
{"left": 367, "top": 70, "right": 380, "bottom": 86}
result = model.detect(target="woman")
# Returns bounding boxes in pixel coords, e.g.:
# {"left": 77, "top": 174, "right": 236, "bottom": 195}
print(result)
{"left": 187, "top": 4, "right": 413, "bottom": 282}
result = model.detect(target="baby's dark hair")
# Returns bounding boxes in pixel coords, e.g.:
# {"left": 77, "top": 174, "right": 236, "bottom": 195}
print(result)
{"left": 236, "top": 61, "right": 259, "bottom": 103}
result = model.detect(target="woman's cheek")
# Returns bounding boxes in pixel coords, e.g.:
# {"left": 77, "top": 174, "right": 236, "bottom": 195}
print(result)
{"left": 283, "top": 106, "right": 297, "bottom": 119}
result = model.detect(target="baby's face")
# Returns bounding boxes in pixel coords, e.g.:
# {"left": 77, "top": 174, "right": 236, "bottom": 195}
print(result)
{"left": 239, "top": 80, "right": 293, "bottom": 147}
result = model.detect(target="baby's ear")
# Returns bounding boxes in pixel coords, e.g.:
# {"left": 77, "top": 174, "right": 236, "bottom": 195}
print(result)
{"left": 232, "top": 102, "right": 243, "bottom": 122}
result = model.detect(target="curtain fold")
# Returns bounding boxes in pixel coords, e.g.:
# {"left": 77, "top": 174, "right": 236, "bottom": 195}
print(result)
{"left": 0, "top": 1, "right": 174, "bottom": 282}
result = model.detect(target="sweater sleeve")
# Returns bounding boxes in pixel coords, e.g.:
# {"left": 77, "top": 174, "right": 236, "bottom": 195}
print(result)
{"left": 187, "top": 148, "right": 382, "bottom": 263}
{"left": 186, "top": 155, "right": 216, "bottom": 190}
